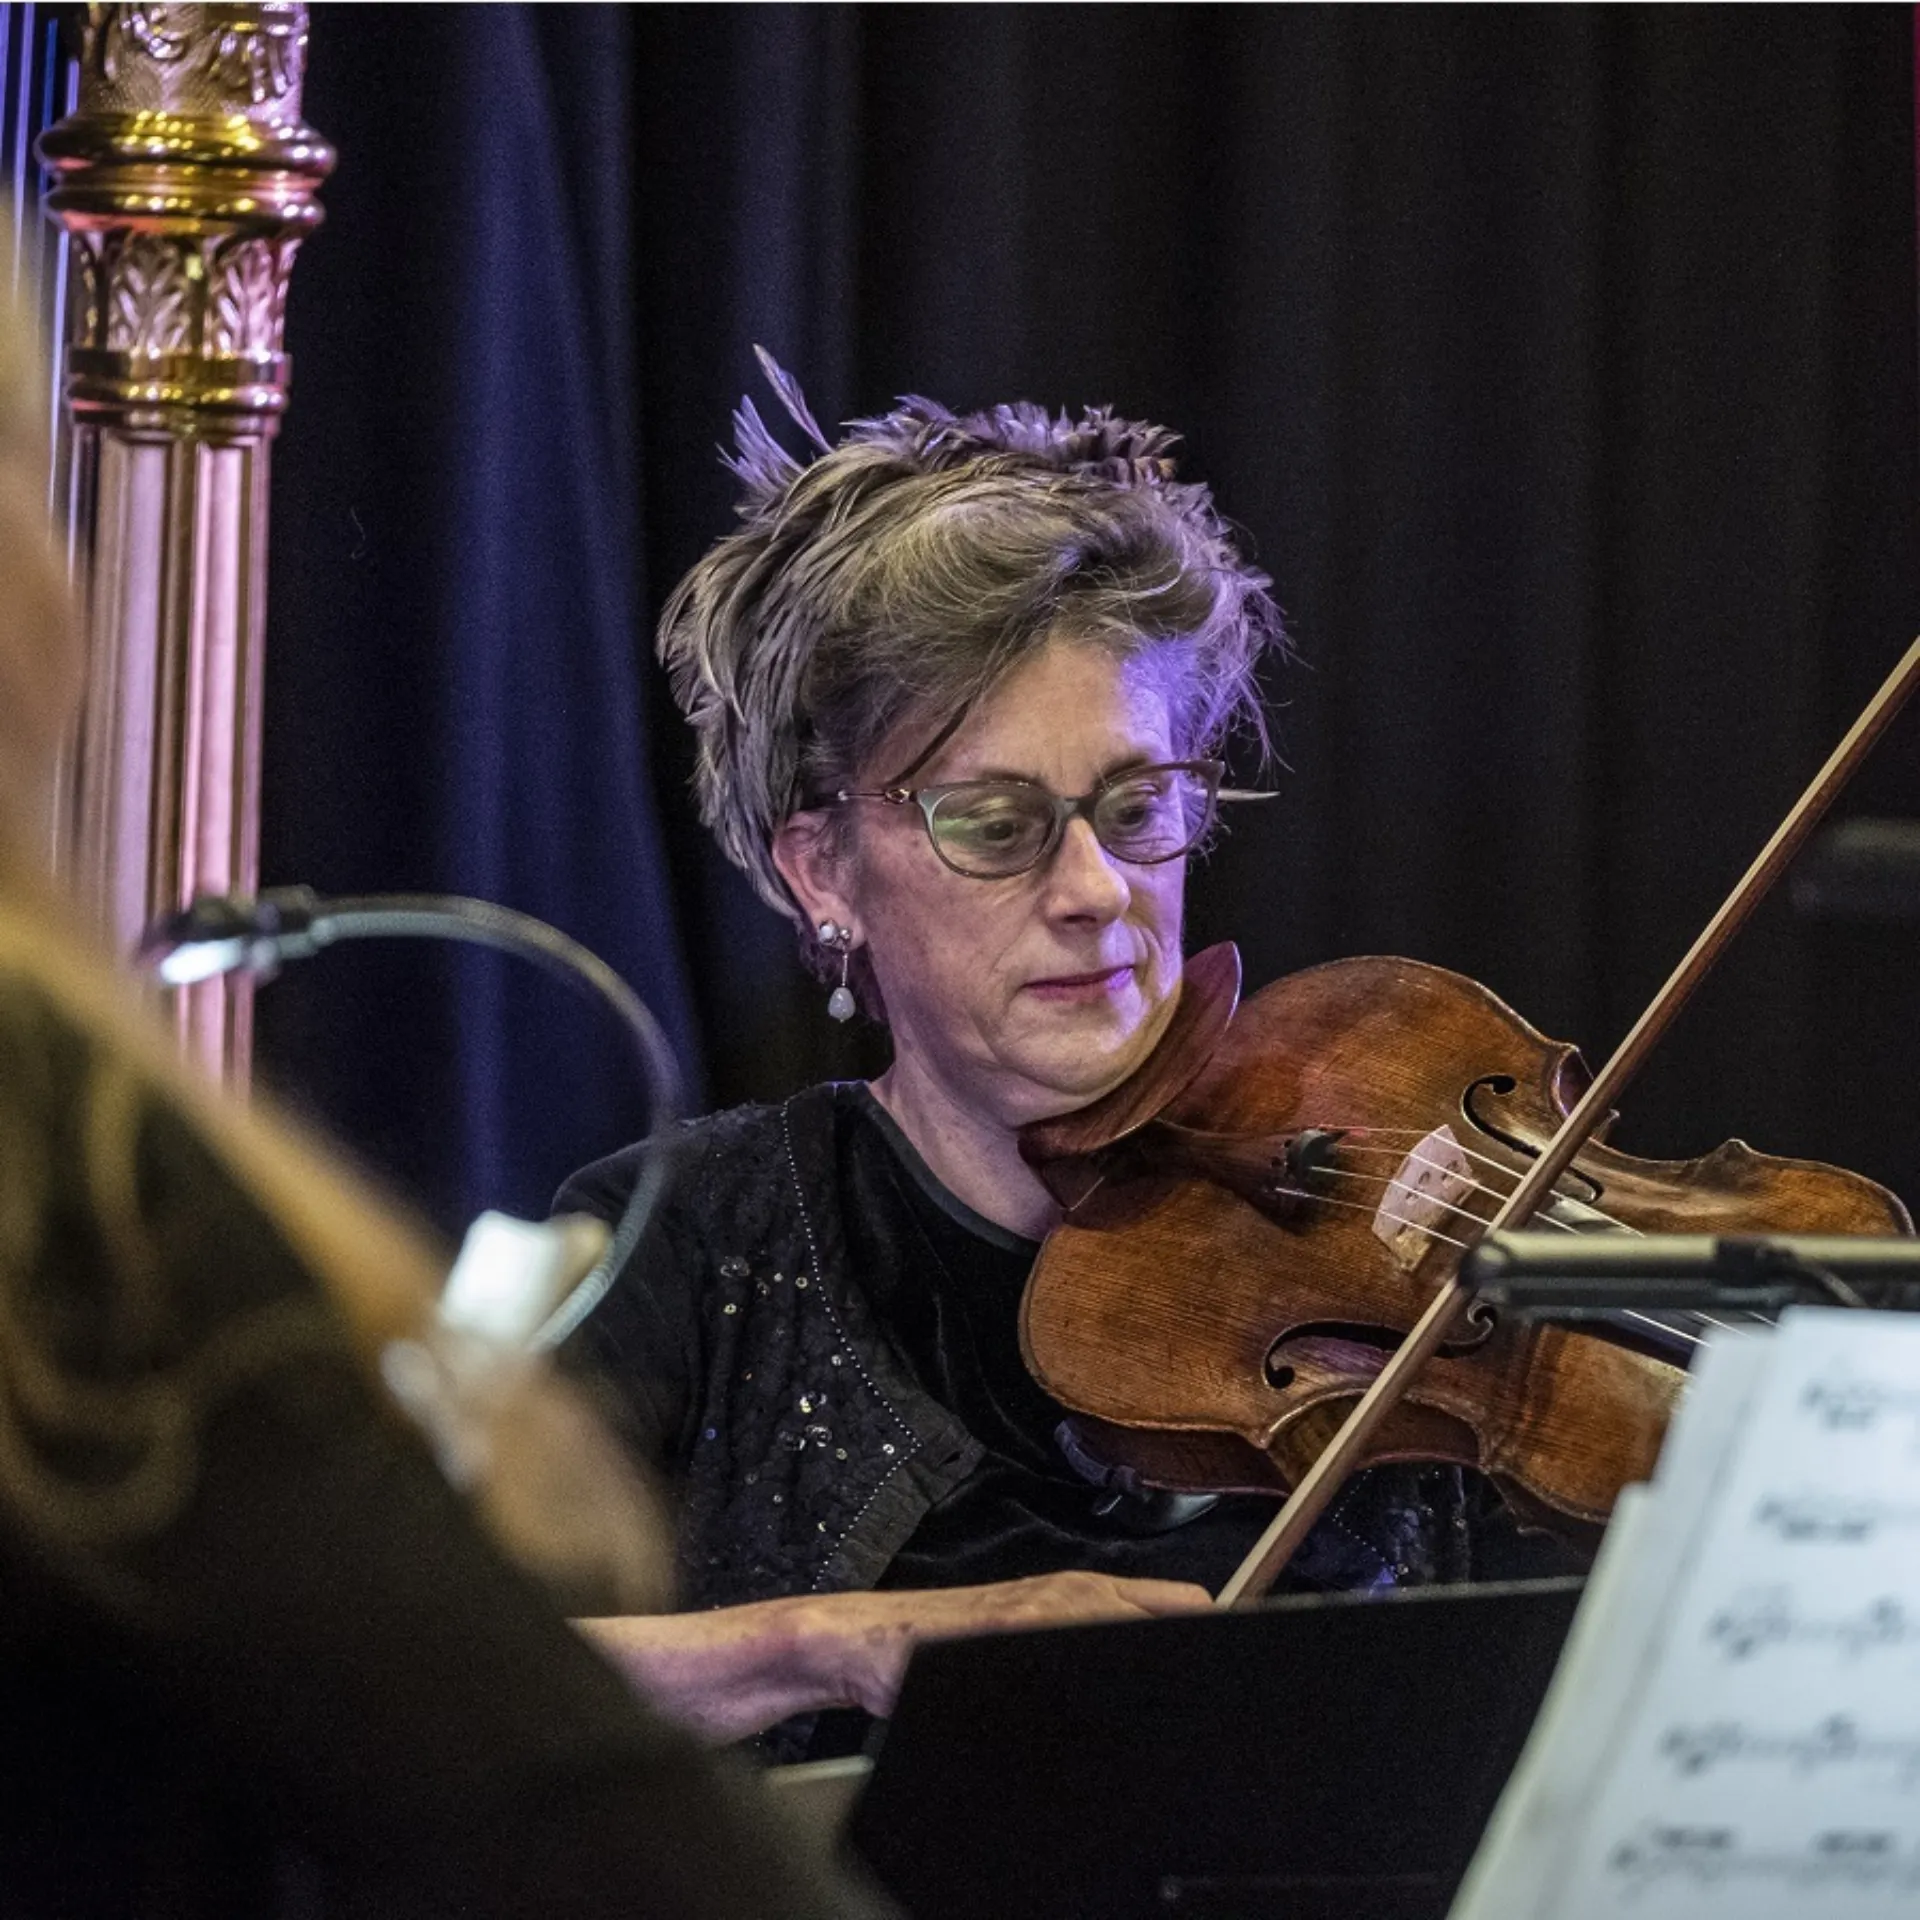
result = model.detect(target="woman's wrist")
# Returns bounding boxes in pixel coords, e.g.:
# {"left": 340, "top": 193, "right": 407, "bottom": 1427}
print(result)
{"left": 765, "top": 1592, "right": 849, "bottom": 1711}
{"left": 575, "top": 1593, "right": 856, "bottom": 1742}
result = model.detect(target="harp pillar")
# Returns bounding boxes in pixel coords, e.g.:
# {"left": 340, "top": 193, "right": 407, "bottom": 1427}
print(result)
{"left": 37, "top": 4, "right": 331, "bottom": 1082}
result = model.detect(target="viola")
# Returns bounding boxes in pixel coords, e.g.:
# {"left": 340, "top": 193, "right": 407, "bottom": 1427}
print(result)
{"left": 1017, "top": 634, "right": 1920, "bottom": 1602}
{"left": 1019, "top": 944, "right": 1909, "bottom": 1548}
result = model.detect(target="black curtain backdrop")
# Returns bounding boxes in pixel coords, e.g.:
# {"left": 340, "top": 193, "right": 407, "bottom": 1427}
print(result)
{"left": 263, "top": 5, "right": 1920, "bottom": 1240}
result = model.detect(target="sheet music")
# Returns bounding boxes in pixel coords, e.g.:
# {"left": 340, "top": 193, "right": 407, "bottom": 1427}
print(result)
{"left": 1450, "top": 1332, "right": 1774, "bottom": 1917}
{"left": 1453, "top": 1310, "right": 1920, "bottom": 1919}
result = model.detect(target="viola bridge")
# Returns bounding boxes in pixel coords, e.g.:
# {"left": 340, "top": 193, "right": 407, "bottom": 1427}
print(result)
{"left": 1372, "top": 1124, "right": 1478, "bottom": 1271}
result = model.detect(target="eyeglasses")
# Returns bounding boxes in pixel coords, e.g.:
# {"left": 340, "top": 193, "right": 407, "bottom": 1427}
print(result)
{"left": 833, "top": 759, "right": 1236, "bottom": 880}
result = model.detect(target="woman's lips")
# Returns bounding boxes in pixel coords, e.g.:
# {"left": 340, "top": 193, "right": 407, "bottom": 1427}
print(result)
{"left": 1024, "top": 964, "right": 1136, "bottom": 1003}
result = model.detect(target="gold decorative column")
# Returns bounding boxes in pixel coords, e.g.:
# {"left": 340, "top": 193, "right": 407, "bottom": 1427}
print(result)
{"left": 38, "top": 4, "right": 331, "bottom": 1080}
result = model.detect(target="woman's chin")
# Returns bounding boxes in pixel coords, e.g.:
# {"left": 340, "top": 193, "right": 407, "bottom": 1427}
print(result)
{"left": 1000, "top": 994, "right": 1176, "bottom": 1115}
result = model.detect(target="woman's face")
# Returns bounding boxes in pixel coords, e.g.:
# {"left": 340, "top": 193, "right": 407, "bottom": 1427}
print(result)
{"left": 785, "top": 639, "right": 1190, "bottom": 1131}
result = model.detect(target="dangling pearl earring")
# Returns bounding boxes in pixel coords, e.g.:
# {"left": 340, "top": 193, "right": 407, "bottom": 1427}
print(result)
{"left": 818, "top": 921, "right": 857, "bottom": 1023}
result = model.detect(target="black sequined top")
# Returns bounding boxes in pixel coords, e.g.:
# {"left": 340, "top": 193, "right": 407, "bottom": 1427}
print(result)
{"left": 846, "top": 1087, "right": 1459, "bottom": 1597}
{"left": 558, "top": 1084, "right": 1576, "bottom": 1660}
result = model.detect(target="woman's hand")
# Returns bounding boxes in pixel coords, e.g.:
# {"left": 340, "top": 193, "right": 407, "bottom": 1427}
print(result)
{"left": 578, "top": 1571, "right": 1211, "bottom": 1743}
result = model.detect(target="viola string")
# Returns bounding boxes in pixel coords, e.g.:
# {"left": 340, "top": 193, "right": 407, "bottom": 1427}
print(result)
{"left": 1251, "top": 1186, "right": 1473, "bottom": 1251}
{"left": 1311, "top": 1163, "right": 1720, "bottom": 1346}
{"left": 1255, "top": 1176, "right": 1710, "bottom": 1351}
{"left": 1318, "top": 1159, "right": 1591, "bottom": 1238}
{"left": 1300, "top": 1144, "right": 1750, "bottom": 1344}
{"left": 1324, "top": 1149, "right": 1752, "bottom": 1342}
{"left": 1324, "top": 1134, "right": 1641, "bottom": 1237}
{"left": 1311, "top": 1134, "right": 1756, "bottom": 1337}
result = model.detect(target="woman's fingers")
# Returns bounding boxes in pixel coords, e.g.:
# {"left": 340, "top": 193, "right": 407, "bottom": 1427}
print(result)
{"left": 813, "top": 1572, "right": 1213, "bottom": 1718}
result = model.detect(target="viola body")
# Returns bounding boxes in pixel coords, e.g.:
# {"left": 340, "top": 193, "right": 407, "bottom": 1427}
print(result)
{"left": 1019, "top": 951, "right": 1912, "bottom": 1540}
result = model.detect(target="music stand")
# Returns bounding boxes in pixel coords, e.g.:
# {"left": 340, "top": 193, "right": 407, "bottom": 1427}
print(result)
{"left": 846, "top": 1578, "right": 1583, "bottom": 1920}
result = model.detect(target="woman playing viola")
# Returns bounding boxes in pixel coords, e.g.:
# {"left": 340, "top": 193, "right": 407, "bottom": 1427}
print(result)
{"left": 564, "top": 367, "right": 1570, "bottom": 1758}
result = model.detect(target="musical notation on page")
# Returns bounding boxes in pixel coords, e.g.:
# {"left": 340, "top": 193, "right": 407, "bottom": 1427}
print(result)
{"left": 1606, "top": 1824, "right": 1920, "bottom": 1900}
{"left": 1800, "top": 1370, "right": 1920, "bottom": 1440}
{"left": 1658, "top": 1714, "right": 1920, "bottom": 1787}
{"left": 1708, "top": 1590, "right": 1919, "bottom": 1663}
{"left": 1751, "top": 1493, "right": 1920, "bottom": 1545}
{"left": 1451, "top": 1309, "right": 1920, "bottom": 1920}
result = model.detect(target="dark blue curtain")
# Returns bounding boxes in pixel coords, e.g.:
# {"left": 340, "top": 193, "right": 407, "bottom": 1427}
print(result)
{"left": 263, "top": 5, "right": 1920, "bottom": 1236}
{"left": 263, "top": 11, "right": 696, "bottom": 1232}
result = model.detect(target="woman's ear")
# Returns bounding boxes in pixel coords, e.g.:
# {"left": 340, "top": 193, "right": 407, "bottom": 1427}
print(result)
{"left": 772, "top": 811, "right": 859, "bottom": 940}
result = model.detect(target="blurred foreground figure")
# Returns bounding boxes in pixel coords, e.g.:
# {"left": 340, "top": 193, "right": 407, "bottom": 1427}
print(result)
{"left": 0, "top": 243, "right": 888, "bottom": 1919}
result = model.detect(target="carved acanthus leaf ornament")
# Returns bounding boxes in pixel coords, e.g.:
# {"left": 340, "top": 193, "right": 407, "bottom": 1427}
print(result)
{"left": 41, "top": 4, "right": 332, "bottom": 432}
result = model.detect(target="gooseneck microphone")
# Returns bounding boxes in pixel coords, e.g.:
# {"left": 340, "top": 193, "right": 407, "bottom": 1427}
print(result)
{"left": 135, "top": 886, "right": 683, "bottom": 1353}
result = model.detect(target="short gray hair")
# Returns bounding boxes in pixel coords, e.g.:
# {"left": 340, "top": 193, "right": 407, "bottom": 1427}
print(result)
{"left": 659, "top": 355, "right": 1284, "bottom": 964}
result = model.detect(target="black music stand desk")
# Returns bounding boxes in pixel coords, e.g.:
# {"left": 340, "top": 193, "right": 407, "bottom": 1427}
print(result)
{"left": 846, "top": 1577, "right": 1583, "bottom": 1920}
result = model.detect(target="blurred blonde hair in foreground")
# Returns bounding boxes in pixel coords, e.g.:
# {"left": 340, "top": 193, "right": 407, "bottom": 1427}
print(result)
{"left": 0, "top": 216, "right": 669, "bottom": 1613}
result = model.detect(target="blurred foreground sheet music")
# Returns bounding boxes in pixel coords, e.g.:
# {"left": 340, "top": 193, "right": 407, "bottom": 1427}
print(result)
{"left": 1452, "top": 1309, "right": 1920, "bottom": 1919}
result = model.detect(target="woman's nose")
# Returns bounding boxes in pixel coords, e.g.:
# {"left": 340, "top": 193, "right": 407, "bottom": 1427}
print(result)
{"left": 1041, "top": 815, "right": 1131, "bottom": 920}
